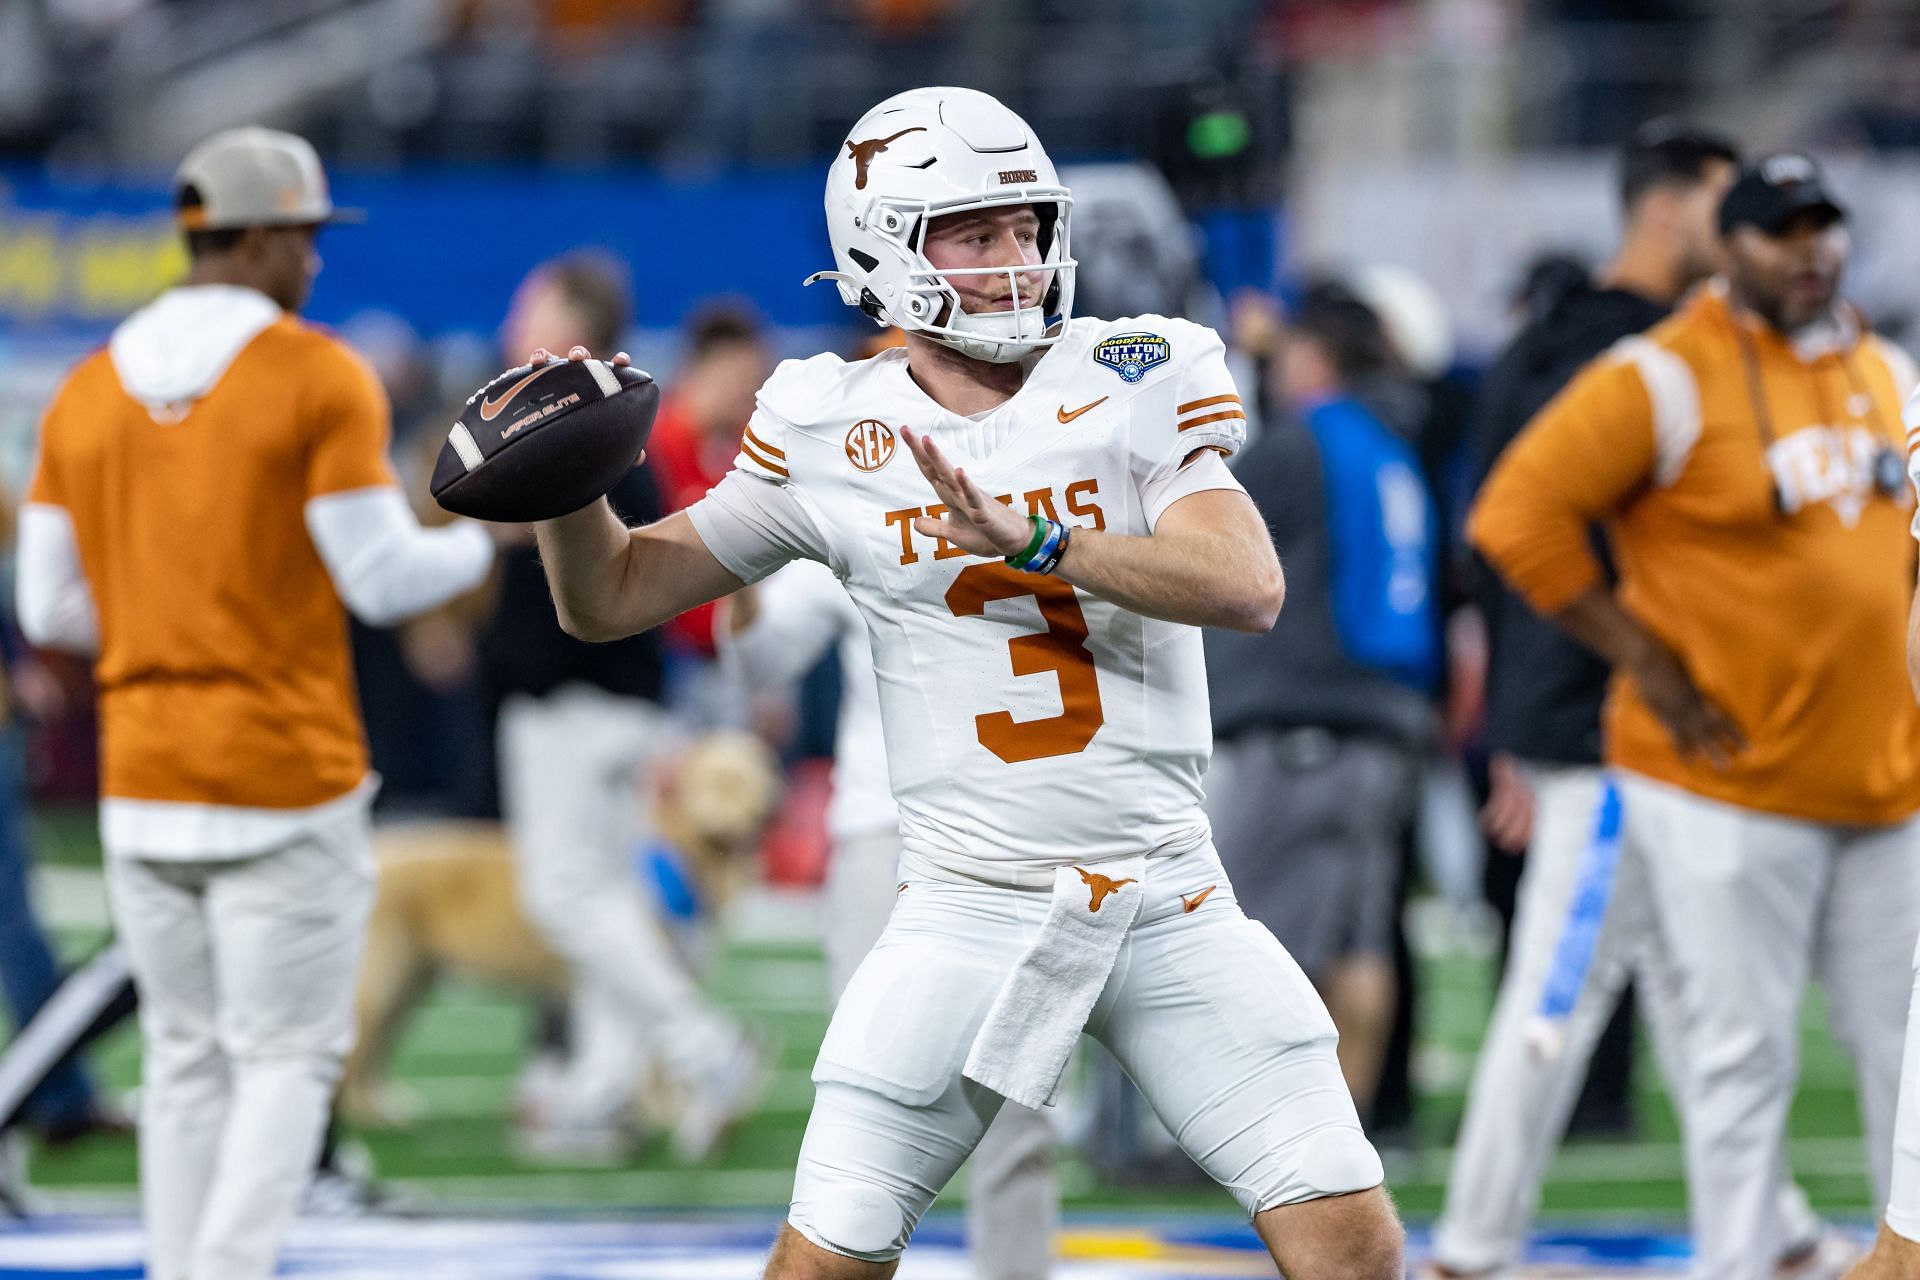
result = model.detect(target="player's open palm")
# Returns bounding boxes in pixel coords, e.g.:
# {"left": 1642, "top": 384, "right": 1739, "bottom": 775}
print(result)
{"left": 902, "top": 427, "right": 1034, "bottom": 558}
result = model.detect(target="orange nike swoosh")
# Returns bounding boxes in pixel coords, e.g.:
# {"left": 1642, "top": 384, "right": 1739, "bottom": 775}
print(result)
{"left": 1181, "top": 884, "right": 1217, "bottom": 914}
{"left": 479, "top": 364, "right": 561, "bottom": 422}
{"left": 1057, "top": 396, "right": 1108, "bottom": 424}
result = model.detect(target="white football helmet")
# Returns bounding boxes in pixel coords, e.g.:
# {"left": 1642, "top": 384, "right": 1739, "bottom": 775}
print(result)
{"left": 806, "top": 87, "right": 1076, "bottom": 364}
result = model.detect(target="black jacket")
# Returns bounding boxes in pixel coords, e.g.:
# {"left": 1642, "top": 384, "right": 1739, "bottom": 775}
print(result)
{"left": 1470, "top": 282, "right": 1669, "bottom": 764}
{"left": 479, "top": 466, "right": 666, "bottom": 706}
{"left": 1207, "top": 415, "right": 1436, "bottom": 751}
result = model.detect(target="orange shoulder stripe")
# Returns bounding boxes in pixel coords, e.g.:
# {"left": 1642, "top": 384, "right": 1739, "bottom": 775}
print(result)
{"left": 1177, "top": 393, "right": 1241, "bottom": 414}
{"left": 742, "top": 425, "right": 786, "bottom": 460}
{"left": 1178, "top": 408, "right": 1247, "bottom": 432}
{"left": 740, "top": 440, "right": 790, "bottom": 477}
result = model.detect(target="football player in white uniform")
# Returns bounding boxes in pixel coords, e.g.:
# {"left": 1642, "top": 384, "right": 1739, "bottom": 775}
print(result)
{"left": 529, "top": 87, "right": 1402, "bottom": 1278}
{"left": 1847, "top": 395, "right": 1920, "bottom": 1279}
{"left": 722, "top": 561, "right": 1060, "bottom": 1280}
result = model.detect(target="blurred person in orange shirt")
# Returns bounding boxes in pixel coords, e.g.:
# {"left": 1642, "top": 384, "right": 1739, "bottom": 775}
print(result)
{"left": 1470, "top": 154, "right": 1920, "bottom": 1280}
{"left": 15, "top": 129, "right": 495, "bottom": 1280}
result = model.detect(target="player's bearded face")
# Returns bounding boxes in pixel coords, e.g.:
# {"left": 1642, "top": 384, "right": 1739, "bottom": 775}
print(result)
{"left": 1726, "top": 214, "right": 1848, "bottom": 333}
{"left": 922, "top": 206, "right": 1052, "bottom": 320}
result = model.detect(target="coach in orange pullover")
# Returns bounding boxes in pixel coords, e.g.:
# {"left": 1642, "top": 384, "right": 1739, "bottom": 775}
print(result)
{"left": 1471, "top": 155, "right": 1920, "bottom": 1280}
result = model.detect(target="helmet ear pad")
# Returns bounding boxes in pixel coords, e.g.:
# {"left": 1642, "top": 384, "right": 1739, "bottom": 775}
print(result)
{"left": 1035, "top": 203, "right": 1065, "bottom": 315}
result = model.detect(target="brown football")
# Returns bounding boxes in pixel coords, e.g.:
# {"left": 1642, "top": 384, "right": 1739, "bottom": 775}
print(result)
{"left": 431, "top": 359, "right": 659, "bottom": 522}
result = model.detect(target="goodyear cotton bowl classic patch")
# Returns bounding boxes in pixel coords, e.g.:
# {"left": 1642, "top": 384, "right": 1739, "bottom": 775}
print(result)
{"left": 1093, "top": 333, "right": 1171, "bottom": 383}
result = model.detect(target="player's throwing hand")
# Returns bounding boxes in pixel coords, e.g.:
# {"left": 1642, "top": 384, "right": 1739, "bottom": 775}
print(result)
{"left": 903, "top": 427, "right": 1035, "bottom": 559}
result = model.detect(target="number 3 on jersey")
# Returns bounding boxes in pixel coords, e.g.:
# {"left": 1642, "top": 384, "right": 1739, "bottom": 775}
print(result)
{"left": 945, "top": 563, "right": 1106, "bottom": 763}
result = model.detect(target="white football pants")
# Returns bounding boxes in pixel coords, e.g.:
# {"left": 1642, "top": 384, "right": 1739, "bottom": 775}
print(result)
{"left": 106, "top": 816, "right": 374, "bottom": 1280}
{"left": 1622, "top": 772, "right": 1920, "bottom": 1280}
{"left": 1888, "top": 931, "right": 1920, "bottom": 1242}
{"left": 826, "top": 828, "right": 1058, "bottom": 1280}
{"left": 498, "top": 685, "right": 741, "bottom": 1088}
{"left": 1434, "top": 765, "right": 1818, "bottom": 1271}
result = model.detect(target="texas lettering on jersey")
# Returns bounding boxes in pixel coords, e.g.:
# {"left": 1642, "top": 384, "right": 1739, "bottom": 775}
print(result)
{"left": 1770, "top": 424, "right": 1898, "bottom": 527}
{"left": 707, "top": 315, "right": 1248, "bottom": 882}
{"left": 884, "top": 478, "right": 1106, "bottom": 565}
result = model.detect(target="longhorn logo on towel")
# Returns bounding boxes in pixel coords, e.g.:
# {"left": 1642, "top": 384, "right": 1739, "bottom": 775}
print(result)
{"left": 1075, "top": 866, "right": 1136, "bottom": 913}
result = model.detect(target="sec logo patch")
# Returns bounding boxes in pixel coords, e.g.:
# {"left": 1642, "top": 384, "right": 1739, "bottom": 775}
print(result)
{"left": 846, "top": 419, "right": 897, "bottom": 472}
{"left": 1093, "top": 332, "right": 1171, "bottom": 384}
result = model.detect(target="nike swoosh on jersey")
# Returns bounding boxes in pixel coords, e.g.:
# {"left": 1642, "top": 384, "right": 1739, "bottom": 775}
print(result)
{"left": 1056, "top": 396, "right": 1108, "bottom": 424}
{"left": 479, "top": 365, "right": 561, "bottom": 422}
{"left": 1180, "top": 884, "right": 1217, "bottom": 913}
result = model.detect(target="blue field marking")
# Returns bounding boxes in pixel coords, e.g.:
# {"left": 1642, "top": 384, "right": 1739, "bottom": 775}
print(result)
{"left": 0, "top": 1216, "right": 1719, "bottom": 1277}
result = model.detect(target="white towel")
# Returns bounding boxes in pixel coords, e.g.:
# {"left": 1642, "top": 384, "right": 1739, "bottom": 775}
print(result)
{"left": 963, "top": 855, "right": 1148, "bottom": 1109}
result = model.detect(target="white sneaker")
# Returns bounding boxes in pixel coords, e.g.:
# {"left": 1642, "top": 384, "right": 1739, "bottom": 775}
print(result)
{"left": 670, "top": 1030, "right": 771, "bottom": 1164}
{"left": 513, "top": 1117, "right": 639, "bottom": 1166}
{"left": 1776, "top": 1231, "right": 1861, "bottom": 1280}
{"left": 299, "top": 1168, "right": 415, "bottom": 1218}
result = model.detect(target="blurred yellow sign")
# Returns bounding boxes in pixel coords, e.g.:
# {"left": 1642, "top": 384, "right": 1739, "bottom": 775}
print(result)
{"left": 0, "top": 207, "right": 186, "bottom": 326}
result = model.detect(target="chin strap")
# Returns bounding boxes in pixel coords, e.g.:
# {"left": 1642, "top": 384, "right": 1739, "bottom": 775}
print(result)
{"left": 801, "top": 270, "right": 855, "bottom": 289}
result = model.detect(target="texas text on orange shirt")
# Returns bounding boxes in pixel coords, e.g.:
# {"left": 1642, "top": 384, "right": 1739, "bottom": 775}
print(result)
{"left": 27, "top": 316, "right": 395, "bottom": 812}
{"left": 1469, "top": 284, "right": 1920, "bottom": 826}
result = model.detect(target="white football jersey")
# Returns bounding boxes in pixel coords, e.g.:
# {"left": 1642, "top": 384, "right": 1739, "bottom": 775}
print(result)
{"left": 717, "top": 560, "right": 897, "bottom": 845}
{"left": 687, "top": 315, "right": 1248, "bottom": 886}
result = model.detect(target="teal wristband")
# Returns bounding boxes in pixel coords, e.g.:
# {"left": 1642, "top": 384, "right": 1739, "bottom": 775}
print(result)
{"left": 1006, "top": 515, "right": 1048, "bottom": 567}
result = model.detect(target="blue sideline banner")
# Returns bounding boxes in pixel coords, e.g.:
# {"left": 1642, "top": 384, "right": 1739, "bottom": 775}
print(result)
{"left": 0, "top": 167, "right": 850, "bottom": 342}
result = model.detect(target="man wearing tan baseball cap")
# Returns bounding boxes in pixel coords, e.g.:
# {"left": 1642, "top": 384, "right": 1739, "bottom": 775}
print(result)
{"left": 16, "top": 127, "right": 492, "bottom": 1280}
{"left": 170, "top": 126, "right": 363, "bottom": 313}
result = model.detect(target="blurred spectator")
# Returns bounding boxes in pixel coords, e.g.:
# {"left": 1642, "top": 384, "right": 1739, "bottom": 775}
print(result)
{"left": 0, "top": 483, "right": 116, "bottom": 1148}
{"left": 1204, "top": 282, "right": 1438, "bottom": 1119}
{"left": 1433, "top": 120, "right": 1739, "bottom": 1280}
{"left": 482, "top": 252, "right": 765, "bottom": 1161}
{"left": 338, "top": 312, "right": 495, "bottom": 816}
{"left": 1510, "top": 252, "right": 1593, "bottom": 327}
{"left": 1065, "top": 163, "right": 1212, "bottom": 333}
{"left": 1340, "top": 262, "right": 1476, "bottom": 1142}
{"left": 646, "top": 304, "right": 772, "bottom": 717}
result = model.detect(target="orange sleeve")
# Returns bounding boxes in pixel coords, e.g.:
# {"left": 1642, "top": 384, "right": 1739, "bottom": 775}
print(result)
{"left": 305, "top": 338, "right": 399, "bottom": 500}
{"left": 1467, "top": 353, "right": 1658, "bottom": 615}
{"left": 25, "top": 379, "right": 72, "bottom": 509}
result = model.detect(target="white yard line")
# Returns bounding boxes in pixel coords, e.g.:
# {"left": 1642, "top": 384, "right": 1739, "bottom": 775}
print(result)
{"left": 384, "top": 1167, "right": 800, "bottom": 1206}
{"left": 378, "top": 1068, "right": 817, "bottom": 1120}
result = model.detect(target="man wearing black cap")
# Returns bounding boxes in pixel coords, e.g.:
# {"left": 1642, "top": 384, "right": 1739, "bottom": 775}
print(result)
{"left": 1436, "top": 124, "right": 1844, "bottom": 1279}
{"left": 1470, "top": 154, "right": 1920, "bottom": 1280}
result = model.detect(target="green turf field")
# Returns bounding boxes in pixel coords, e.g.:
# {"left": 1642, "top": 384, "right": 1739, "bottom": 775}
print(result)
{"left": 16, "top": 808, "right": 1878, "bottom": 1222}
